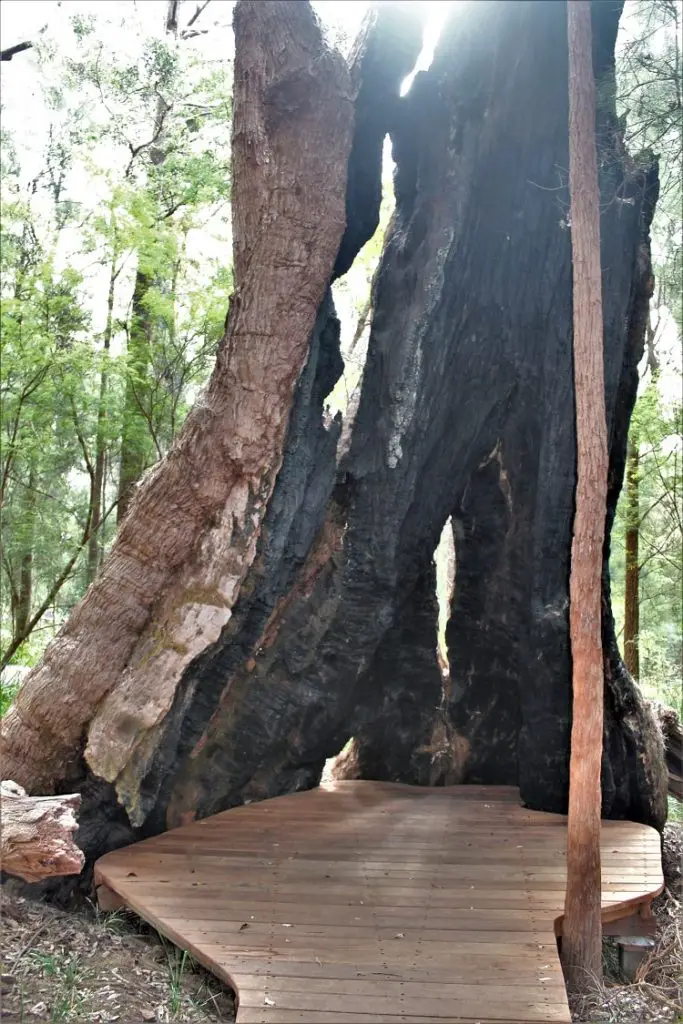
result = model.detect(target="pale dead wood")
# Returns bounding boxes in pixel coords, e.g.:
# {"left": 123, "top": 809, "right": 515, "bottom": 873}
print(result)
{"left": 0, "top": 780, "right": 84, "bottom": 882}
{"left": 648, "top": 700, "right": 683, "bottom": 800}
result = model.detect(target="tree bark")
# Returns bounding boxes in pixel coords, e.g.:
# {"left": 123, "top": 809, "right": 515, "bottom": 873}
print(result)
{"left": 0, "top": 2, "right": 667, "bottom": 894}
{"left": 561, "top": 0, "right": 608, "bottom": 993}
{"left": 0, "top": 41, "right": 33, "bottom": 62}
{"left": 648, "top": 701, "right": 683, "bottom": 801}
{"left": 0, "top": 782, "right": 83, "bottom": 883}
{"left": 623, "top": 437, "right": 640, "bottom": 678}
{"left": 1, "top": 0, "right": 357, "bottom": 802}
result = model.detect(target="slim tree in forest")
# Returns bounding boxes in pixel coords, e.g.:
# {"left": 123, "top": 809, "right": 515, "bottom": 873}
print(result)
{"left": 117, "top": 0, "right": 179, "bottom": 525}
{"left": 562, "top": 0, "right": 609, "bottom": 991}
{"left": 623, "top": 436, "right": 640, "bottom": 678}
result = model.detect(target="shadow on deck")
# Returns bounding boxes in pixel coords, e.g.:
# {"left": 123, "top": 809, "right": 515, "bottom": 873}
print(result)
{"left": 94, "top": 782, "right": 663, "bottom": 1024}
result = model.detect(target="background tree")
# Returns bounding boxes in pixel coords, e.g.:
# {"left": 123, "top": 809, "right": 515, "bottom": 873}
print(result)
{"left": 0, "top": 1, "right": 232, "bottom": 669}
{"left": 610, "top": 0, "right": 682, "bottom": 821}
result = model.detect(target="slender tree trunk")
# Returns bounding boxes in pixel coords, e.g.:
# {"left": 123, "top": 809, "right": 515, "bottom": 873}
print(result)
{"left": 117, "top": 270, "right": 153, "bottom": 523}
{"left": 12, "top": 468, "right": 37, "bottom": 645}
{"left": 623, "top": 436, "right": 640, "bottom": 679}
{"left": 562, "top": 0, "right": 608, "bottom": 993}
{"left": 86, "top": 261, "right": 115, "bottom": 584}
{"left": 117, "top": 0, "right": 178, "bottom": 524}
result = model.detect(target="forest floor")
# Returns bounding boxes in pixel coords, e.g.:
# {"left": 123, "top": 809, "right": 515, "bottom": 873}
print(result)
{"left": 0, "top": 824, "right": 680, "bottom": 1024}
{"left": 571, "top": 822, "right": 683, "bottom": 1023}
{"left": 0, "top": 891, "right": 236, "bottom": 1024}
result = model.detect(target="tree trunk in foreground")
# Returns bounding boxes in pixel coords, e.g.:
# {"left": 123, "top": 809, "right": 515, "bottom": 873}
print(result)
{"left": 623, "top": 437, "right": 640, "bottom": 678}
{"left": 561, "top": 0, "right": 608, "bottom": 992}
{"left": 1, "top": 0, "right": 357, "bottom": 794}
{"left": 0, "top": 2, "right": 666, "bottom": 895}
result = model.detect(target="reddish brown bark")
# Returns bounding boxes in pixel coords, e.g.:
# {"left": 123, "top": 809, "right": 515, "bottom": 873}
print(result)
{"left": 562, "top": 0, "right": 609, "bottom": 993}
{"left": 0, "top": 1, "right": 354, "bottom": 804}
{"left": 623, "top": 437, "right": 640, "bottom": 678}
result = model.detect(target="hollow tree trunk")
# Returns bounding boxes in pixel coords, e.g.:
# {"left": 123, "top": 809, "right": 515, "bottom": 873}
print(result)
{"left": 136, "top": 0, "right": 662, "bottom": 836}
{"left": 1, "top": 1, "right": 667, "bottom": 894}
{"left": 623, "top": 437, "right": 640, "bottom": 678}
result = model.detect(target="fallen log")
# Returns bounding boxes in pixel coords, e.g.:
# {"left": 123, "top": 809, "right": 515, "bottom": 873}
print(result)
{"left": 649, "top": 702, "right": 683, "bottom": 802}
{"left": 0, "top": 781, "right": 84, "bottom": 883}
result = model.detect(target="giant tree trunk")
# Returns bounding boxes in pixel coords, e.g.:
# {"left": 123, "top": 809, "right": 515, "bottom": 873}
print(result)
{"left": 1, "top": 1, "right": 667, "bottom": 892}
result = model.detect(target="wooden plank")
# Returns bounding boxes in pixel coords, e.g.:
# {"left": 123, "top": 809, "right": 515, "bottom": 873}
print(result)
{"left": 200, "top": 956, "right": 562, "bottom": 982}
{"left": 233, "top": 976, "right": 565, "bottom": 998}
{"left": 235, "top": 991, "right": 571, "bottom": 1018}
{"left": 94, "top": 782, "right": 663, "bottom": 1024}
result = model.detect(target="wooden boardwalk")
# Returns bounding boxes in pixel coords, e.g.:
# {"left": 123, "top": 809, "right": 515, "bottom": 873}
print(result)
{"left": 95, "top": 782, "right": 663, "bottom": 1023}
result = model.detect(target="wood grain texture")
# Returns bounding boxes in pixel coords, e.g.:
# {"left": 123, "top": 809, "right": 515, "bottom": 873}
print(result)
{"left": 564, "top": 0, "right": 610, "bottom": 989}
{"left": 0, "top": 781, "right": 84, "bottom": 882}
{"left": 94, "top": 782, "right": 663, "bottom": 1023}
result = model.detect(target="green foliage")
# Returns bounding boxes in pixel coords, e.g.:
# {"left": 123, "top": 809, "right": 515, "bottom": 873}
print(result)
{"left": 0, "top": 676, "right": 21, "bottom": 717}
{"left": 611, "top": 381, "right": 682, "bottom": 710}
{"left": 610, "top": 1, "right": 682, "bottom": 717}
{"left": 618, "top": 0, "right": 682, "bottom": 331}
{"left": 0, "top": 2, "right": 232, "bottom": 668}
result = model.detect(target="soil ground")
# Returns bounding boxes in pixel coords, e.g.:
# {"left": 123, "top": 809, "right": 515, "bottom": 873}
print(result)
{"left": 1, "top": 825, "right": 680, "bottom": 1024}
{"left": 0, "top": 891, "right": 235, "bottom": 1023}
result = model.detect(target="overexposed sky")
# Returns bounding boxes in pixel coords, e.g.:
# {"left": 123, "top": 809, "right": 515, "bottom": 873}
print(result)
{"left": 0, "top": 0, "right": 452, "bottom": 352}
{"left": 1, "top": 0, "right": 679, "bottom": 402}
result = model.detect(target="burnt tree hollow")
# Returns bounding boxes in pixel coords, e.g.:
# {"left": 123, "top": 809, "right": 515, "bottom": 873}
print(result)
{"left": 1, "top": 1, "right": 667, "bottom": 896}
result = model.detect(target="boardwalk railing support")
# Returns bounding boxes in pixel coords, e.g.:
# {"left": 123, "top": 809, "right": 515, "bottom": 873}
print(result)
{"left": 616, "top": 936, "right": 656, "bottom": 981}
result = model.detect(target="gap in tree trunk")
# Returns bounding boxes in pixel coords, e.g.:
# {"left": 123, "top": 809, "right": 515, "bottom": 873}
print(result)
{"left": 435, "top": 515, "right": 456, "bottom": 680}
{"left": 321, "top": 735, "right": 356, "bottom": 783}
{"left": 327, "top": 136, "right": 395, "bottom": 432}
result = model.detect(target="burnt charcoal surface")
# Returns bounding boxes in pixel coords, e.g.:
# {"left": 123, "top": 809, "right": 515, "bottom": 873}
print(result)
{"left": 39, "top": 2, "right": 666, "bottom": 885}
{"left": 158, "top": 0, "right": 664, "bottom": 833}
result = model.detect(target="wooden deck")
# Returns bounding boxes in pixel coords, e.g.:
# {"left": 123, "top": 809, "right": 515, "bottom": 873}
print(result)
{"left": 94, "top": 782, "right": 663, "bottom": 1023}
